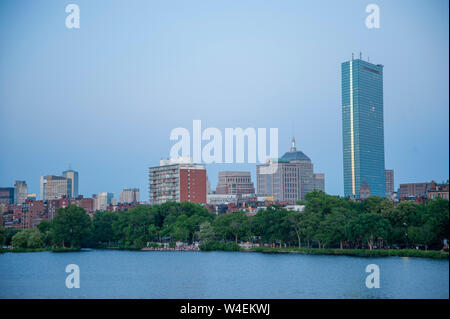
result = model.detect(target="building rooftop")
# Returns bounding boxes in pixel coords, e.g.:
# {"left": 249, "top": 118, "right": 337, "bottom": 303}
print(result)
{"left": 280, "top": 137, "right": 311, "bottom": 162}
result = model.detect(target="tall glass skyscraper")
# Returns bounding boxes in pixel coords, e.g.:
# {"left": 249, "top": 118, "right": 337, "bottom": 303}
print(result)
{"left": 342, "top": 58, "right": 385, "bottom": 198}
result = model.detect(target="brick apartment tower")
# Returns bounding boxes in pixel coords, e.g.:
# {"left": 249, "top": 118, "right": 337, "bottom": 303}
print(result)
{"left": 149, "top": 159, "right": 207, "bottom": 205}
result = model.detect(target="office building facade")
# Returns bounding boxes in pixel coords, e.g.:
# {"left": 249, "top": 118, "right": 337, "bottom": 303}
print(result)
{"left": 256, "top": 137, "right": 325, "bottom": 203}
{"left": 14, "top": 180, "right": 28, "bottom": 205}
{"left": 342, "top": 57, "right": 386, "bottom": 198}
{"left": 385, "top": 169, "right": 394, "bottom": 198}
{"left": 40, "top": 175, "right": 72, "bottom": 200}
{"left": 119, "top": 188, "right": 140, "bottom": 203}
{"left": 216, "top": 171, "right": 255, "bottom": 198}
{"left": 95, "top": 192, "right": 115, "bottom": 211}
{"left": 62, "top": 169, "right": 79, "bottom": 199}
{"left": 0, "top": 188, "right": 14, "bottom": 206}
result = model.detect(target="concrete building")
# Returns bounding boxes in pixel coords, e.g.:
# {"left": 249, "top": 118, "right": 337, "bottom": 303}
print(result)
{"left": 119, "top": 188, "right": 140, "bottom": 203}
{"left": 95, "top": 192, "right": 115, "bottom": 211}
{"left": 342, "top": 57, "right": 386, "bottom": 199}
{"left": 14, "top": 180, "right": 28, "bottom": 205}
{"left": 313, "top": 173, "right": 325, "bottom": 192}
{"left": 149, "top": 158, "right": 206, "bottom": 205}
{"left": 40, "top": 175, "right": 72, "bottom": 200}
{"left": 62, "top": 169, "right": 79, "bottom": 199}
{"left": 385, "top": 169, "right": 394, "bottom": 198}
{"left": 256, "top": 137, "right": 325, "bottom": 203}
{"left": 215, "top": 171, "right": 255, "bottom": 198}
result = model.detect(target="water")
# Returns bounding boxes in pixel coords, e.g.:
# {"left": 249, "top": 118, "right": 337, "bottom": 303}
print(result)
{"left": 0, "top": 250, "right": 448, "bottom": 299}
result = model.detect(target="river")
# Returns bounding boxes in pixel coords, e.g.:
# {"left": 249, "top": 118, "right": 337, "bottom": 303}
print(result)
{"left": 0, "top": 250, "right": 448, "bottom": 298}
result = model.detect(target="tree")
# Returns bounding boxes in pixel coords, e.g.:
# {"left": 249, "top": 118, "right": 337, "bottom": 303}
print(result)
{"left": 27, "top": 229, "right": 44, "bottom": 248}
{"left": 423, "top": 198, "right": 449, "bottom": 247}
{"left": 11, "top": 230, "right": 28, "bottom": 248}
{"left": 37, "top": 220, "right": 54, "bottom": 247}
{"left": 304, "top": 190, "right": 349, "bottom": 216}
{"left": 408, "top": 223, "right": 435, "bottom": 250}
{"left": 5, "top": 228, "right": 20, "bottom": 246}
{"left": 349, "top": 213, "right": 391, "bottom": 250}
{"left": 11, "top": 229, "right": 43, "bottom": 249}
{"left": 52, "top": 205, "right": 93, "bottom": 248}
{"left": 213, "top": 211, "right": 250, "bottom": 244}
{"left": 319, "top": 209, "right": 351, "bottom": 249}
{"left": 148, "top": 224, "right": 159, "bottom": 242}
{"left": 0, "top": 226, "right": 6, "bottom": 247}
{"left": 93, "top": 211, "right": 118, "bottom": 244}
{"left": 172, "top": 214, "right": 190, "bottom": 242}
{"left": 112, "top": 206, "right": 155, "bottom": 247}
{"left": 284, "top": 211, "right": 304, "bottom": 248}
{"left": 299, "top": 213, "right": 320, "bottom": 248}
{"left": 197, "top": 221, "right": 215, "bottom": 243}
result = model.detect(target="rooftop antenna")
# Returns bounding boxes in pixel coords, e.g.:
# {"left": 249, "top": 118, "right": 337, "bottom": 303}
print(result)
{"left": 368, "top": 56, "right": 370, "bottom": 62}
{"left": 292, "top": 120, "right": 294, "bottom": 141}
{"left": 352, "top": 53, "right": 354, "bottom": 60}
{"left": 360, "top": 52, "right": 362, "bottom": 60}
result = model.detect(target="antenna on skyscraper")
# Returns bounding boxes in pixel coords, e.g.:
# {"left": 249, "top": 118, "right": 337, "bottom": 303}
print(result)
{"left": 352, "top": 53, "right": 354, "bottom": 60}
{"left": 360, "top": 52, "right": 362, "bottom": 60}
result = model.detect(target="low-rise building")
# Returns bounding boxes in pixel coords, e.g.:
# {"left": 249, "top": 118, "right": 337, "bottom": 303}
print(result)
{"left": 427, "top": 181, "right": 449, "bottom": 200}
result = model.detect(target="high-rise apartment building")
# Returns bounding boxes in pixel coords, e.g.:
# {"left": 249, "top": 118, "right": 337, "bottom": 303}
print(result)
{"left": 14, "top": 180, "right": 28, "bottom": 205}
{"left": 62, "top": 169, "right": 79, "bottom": 199}
{"left": 385, "top": 169, "right": 394, "bottom": 198}
{"left": 216, "top": 171, "right": 255, "bottom": 198}
{"left": 149, "top": 158, "right": 206, "bottom": 205}
{"left": 257, "top": 138, "right": 325, "bottom": 203}
{"left": 119, "top": 188, "right": 140, "bottom": 203}
{"left": 342, "top": 57, "right": 386, "bottom": 198}
{"left": 40, "top": 175, "right": 72, "bottom": 200}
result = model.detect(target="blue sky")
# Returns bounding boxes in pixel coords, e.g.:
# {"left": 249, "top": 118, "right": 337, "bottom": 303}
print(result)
{"left": 0, "top": 0, "right": 448, "bottom": 201}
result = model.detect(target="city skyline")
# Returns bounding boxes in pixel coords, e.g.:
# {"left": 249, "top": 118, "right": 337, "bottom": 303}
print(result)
{"left": 0, "top": 0, "right": 448, "bottom": 201}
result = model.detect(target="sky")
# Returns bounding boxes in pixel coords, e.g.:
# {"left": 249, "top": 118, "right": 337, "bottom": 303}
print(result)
{"left": 0, "top": 0, "right": 449, "bottom": 201}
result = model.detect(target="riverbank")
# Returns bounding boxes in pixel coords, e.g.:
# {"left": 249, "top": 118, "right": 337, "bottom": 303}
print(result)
{"left": 249, "top": 247, "right": 449, "bottom": 259}
{"left": 0, "top": 247, "right": 81, "bottom": 253}
{"left": 2, "top": 246, "right": 448, "bottom": 259}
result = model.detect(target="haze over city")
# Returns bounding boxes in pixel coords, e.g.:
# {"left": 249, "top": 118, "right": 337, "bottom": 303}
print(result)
{"left": 0, "top": 0, "right": 448, "bottom": 201}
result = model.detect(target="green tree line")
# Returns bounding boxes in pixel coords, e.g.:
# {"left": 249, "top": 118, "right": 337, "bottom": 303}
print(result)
{"left": 1, "top": 191, "right": 448, "bottom": 251}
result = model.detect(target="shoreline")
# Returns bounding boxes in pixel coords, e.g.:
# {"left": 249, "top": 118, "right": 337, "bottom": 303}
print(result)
{"left": 248, "top": 247, "right": 449, "bottom": 259}
{"left": 1, "top": 246, "right": 448, "bottom": 259}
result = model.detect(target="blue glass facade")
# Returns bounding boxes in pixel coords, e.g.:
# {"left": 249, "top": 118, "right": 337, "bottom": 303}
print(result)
{"left": 342, "top": 59, "right": 385, "bottom": 198}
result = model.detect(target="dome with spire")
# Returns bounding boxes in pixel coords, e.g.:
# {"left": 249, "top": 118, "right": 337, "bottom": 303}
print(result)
{"left": 280, "top": 137, "right": 311, "bottom": 162}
